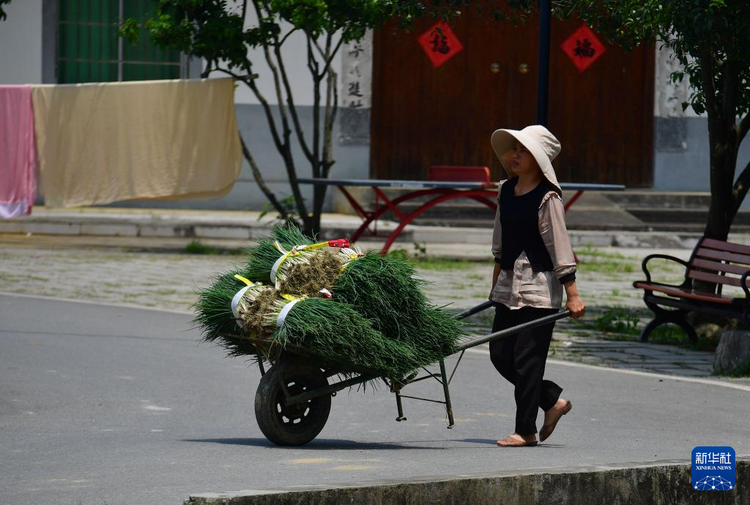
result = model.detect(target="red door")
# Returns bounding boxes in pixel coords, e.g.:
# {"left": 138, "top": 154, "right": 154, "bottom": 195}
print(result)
{"left": 371, "top": 10, "right": 654, "bottom": 186}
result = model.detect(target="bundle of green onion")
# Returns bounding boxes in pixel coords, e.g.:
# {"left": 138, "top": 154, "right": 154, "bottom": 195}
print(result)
{"left": 193, "top": 226, "right": 465, "bottom": 377}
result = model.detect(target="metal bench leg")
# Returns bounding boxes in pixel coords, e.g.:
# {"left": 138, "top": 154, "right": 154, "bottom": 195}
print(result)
{"left": 640, "top": 297, "right": 698, "bottom": 342}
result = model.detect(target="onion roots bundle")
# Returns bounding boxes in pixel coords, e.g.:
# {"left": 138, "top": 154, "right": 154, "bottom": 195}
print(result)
{"left": 246, "top": 226, "right": 314, "bottom": 283}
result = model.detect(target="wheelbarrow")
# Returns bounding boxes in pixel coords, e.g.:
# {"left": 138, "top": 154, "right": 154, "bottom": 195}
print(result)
{"left": 224, "top": 300, "right": 570, "bottom": 446}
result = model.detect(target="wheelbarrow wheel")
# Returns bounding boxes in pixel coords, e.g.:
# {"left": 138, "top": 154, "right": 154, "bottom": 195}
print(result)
{"left": 254, "top": 362, "right": 331, "bottom": 446}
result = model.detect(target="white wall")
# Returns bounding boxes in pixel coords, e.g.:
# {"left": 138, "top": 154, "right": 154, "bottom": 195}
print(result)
{"left": 0, "top": 0, "right": 43, "bottom": 84}
{"left": 209, "top": 1, "right": 342, "bottom": 106}
{"left": 654, "top": 41, "right": 701, "bottom": 119}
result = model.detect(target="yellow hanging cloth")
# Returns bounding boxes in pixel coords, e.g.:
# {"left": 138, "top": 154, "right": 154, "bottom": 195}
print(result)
{"left": 31, "top": 78, "right": 242, "bottom": 208}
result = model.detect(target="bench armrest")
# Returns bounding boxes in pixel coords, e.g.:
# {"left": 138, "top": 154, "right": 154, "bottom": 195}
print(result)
{"left": 640, "top": 254, "right": 689, "bottom": 284}
{"left": 740, "top": 270, "right": 750, "bottom": 299}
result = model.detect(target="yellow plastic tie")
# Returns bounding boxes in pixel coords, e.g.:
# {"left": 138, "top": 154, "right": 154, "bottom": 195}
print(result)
{"left": 280, "top": 293, "right": 298, "bottom": 302}
{"left": 234, "top": 274, "right": 253, "bottom": 286}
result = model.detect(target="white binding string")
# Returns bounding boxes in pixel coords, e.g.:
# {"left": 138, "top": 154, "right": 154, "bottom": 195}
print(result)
{"left": 276, "top": 298, "right": 303, "bottom": 327}
{"left": 231, "top": 286, "right": 252, "bottom": 320}
{"left": 270, "top": 255, "right": 287, "bottom": 283}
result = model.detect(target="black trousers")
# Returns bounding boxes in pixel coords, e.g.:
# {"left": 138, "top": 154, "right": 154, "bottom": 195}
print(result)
{"left": 490, "top": 303, "right": 563, "bottom": 435}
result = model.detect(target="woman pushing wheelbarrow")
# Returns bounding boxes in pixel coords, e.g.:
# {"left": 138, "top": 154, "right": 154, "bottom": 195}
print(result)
{"left": 193, "top": 126, "right": 585, "bottom": 447}
{"left": 489, "top": 125, "right": 586, "bottom": 447}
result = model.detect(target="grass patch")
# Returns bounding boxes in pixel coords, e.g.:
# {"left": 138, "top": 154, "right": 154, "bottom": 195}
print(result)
{"left": 578, "top": 245, "right": 630, "bottom": 260}
{"left": 577, "top": 258, "right": 636, "bottom": 274}
{"left": 184, "top": 241, "right": 242, "bottom": 256}
{"left": 387, "top": 249, "right": 484, "bottom": 271}
{"left": 717, "top": 359, "right": 750, "bottom": 378}
{"left": 648, "top": 324, "right": 719, "bottom": 352}
{"left": 567, "top": 306, "right": 641, "bottom": 339}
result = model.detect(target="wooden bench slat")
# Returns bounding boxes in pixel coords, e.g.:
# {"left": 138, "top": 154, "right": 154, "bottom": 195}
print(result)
{"left": 694, "top": 247, "right": 750, "bottom": 265}
{"left": 687, "top": 269, "right": 746, "bottom": 287}
{"left": 633, "top": 282, "right": 736, "bottom": 304}
{"left": 701, "top": 238, "right": 750, "bottom": 256}
{"left": 691, "top": 258, "right": 750, "bottom": 276}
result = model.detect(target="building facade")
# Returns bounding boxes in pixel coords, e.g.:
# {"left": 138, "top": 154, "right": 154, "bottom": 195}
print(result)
{"left": 1, "top": 0, "right": 749, "bottom": 212}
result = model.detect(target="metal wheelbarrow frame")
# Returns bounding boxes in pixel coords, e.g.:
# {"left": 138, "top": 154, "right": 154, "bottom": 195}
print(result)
{"left": 223, "top": 300, "right": 571, "bottom": 446}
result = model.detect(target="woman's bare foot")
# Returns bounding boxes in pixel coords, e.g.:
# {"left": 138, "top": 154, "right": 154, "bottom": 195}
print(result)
{"left": 496, "top": 433, "right": 538, "bottom": 447}
{"left": 540, "top": 398, "right": 572, "bottom": 442}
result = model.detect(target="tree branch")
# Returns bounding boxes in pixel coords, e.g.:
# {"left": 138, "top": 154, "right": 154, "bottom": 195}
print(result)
{"left": 279, "top": 27, "right": 297, "bottom": 46}
{"left": 250, "top": 0, "right": 310, "bottom": 225}
{"left": 721, "top": 60, "right": 738, "bottom": 134}
{"left": 306, "top": 34, "right": 322, "bottom": 181}
{"left": 731, "top": 158, "right": 750, "bottom": 218}
{"left": 250, "top": 0, "right": 292, "bottom": 143}
{"left": 314, "top": 35, "right": 345, "bottom": 79}
{"left": 213, "top": 67, "right": 284, "bottom": 155}
{"left": 700, "top": 48, "right": 719, "bottom": 126}
{"left": 239, "top": 134, "right": 290, "bottom": 220}
{"left": 211, "top": 66, "right": 254, "bottom": 83}
{"left": 273, "top": 41, "right": 315, "bottom": 164}
{"left": 322, "top": 66, "right": 338, "bottom": 179}
{"left": 739, "top": 114, "right": 750, "bottom": 145}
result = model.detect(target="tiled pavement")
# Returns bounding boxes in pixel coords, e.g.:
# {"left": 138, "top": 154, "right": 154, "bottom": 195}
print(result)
{"left": 549, "top": 335, "right": 715, "bottom": 377}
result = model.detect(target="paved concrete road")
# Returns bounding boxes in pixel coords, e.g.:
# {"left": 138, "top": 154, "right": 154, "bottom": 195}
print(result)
{"left": 2, "top": 294, "right": 748, "bottom": 505}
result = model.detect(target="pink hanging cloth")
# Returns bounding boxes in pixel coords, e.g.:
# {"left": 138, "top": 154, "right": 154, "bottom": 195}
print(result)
{"left": 0, "top": 85, "right": 38, "bottom": 218}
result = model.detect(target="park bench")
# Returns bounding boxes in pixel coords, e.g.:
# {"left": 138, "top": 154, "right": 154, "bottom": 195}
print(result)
{"left": 633, "top": 237, "right": 750, "bottom": 342}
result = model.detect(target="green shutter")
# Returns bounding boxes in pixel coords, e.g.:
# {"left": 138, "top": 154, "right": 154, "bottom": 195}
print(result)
{"left": 58, "top": 0, "right": 183, "bottom": 84}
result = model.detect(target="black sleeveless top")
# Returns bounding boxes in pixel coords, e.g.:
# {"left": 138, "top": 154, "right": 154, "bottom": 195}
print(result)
{"left": 497, "top": 177, "right": 555, "bottom": 272}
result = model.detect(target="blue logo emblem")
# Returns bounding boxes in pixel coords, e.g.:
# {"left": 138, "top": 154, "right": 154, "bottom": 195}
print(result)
{"left": 692, "top": 446, "right": 735, "bottom": 491}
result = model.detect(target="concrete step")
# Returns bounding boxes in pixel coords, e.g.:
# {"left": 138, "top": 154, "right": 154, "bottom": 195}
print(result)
{"left": 605, "top": 191, "right": 711, "bottom": 209}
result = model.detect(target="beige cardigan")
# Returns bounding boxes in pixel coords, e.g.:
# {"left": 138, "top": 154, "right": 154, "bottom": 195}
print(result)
{"left": 490, "top": 180, "right": 577, "bottom": 309}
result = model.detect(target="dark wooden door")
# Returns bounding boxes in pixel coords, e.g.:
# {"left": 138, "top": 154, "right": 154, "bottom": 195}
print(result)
{"left": 371, "top": 10, "right": 654, "bottom": 186}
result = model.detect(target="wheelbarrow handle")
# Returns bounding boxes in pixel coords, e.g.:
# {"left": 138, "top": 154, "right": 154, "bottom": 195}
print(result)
{"left": 454, "top": 309, "right": 572, "bottom": 352}
{"left": 455, "top": 300, "right": 495, "bottom": 320}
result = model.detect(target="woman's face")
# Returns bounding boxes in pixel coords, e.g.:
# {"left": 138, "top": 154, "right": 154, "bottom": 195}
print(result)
{"left": 509, "top": 141, "right": 540, "bottom": 177}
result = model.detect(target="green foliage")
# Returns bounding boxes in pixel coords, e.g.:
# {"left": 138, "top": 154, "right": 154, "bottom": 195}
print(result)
{"left": 193, "top": 269, "right": 255, "bottom": 355}
{"left": 258, "top": 195, "right": 299, "bottom": 224}
{"left": 591, "top": 307, "right": 640, "bottom": 336}
{"left": 334, "top": 252, "right": 465, "bottom": 358}
{"left": 717, "top": 358, "right": 750, "bottom": 377}
{"left": 185, "top": 240, "right": 220, "bottom": 255}
{"left": 273, "top": 297, "right": 423, "bottom": 377}
{"left": 184, "top": 240, "right": 244, "bottom": 255}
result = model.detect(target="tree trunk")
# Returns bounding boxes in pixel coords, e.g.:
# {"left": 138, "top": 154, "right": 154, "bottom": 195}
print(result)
{"left": 310, "top": 184, "right": 327, "bottom": 237}
{"left": 704, "top": 125, "right": 741, "bottom": 242}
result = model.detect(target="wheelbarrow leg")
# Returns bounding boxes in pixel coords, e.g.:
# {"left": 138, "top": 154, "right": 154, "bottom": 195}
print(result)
{"left": 257, "top": 357, "right": 266, "bottom": 376}
{"left": 439, "top": 360, "right": 455, "bottom": 429}
{"left": 395, "top": 392, "right": 407, "bottom": 422}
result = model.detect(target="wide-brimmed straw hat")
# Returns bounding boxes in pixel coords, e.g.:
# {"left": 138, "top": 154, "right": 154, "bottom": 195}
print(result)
{"left": 490, "top": 125, "right": 562, "bottom": 194}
